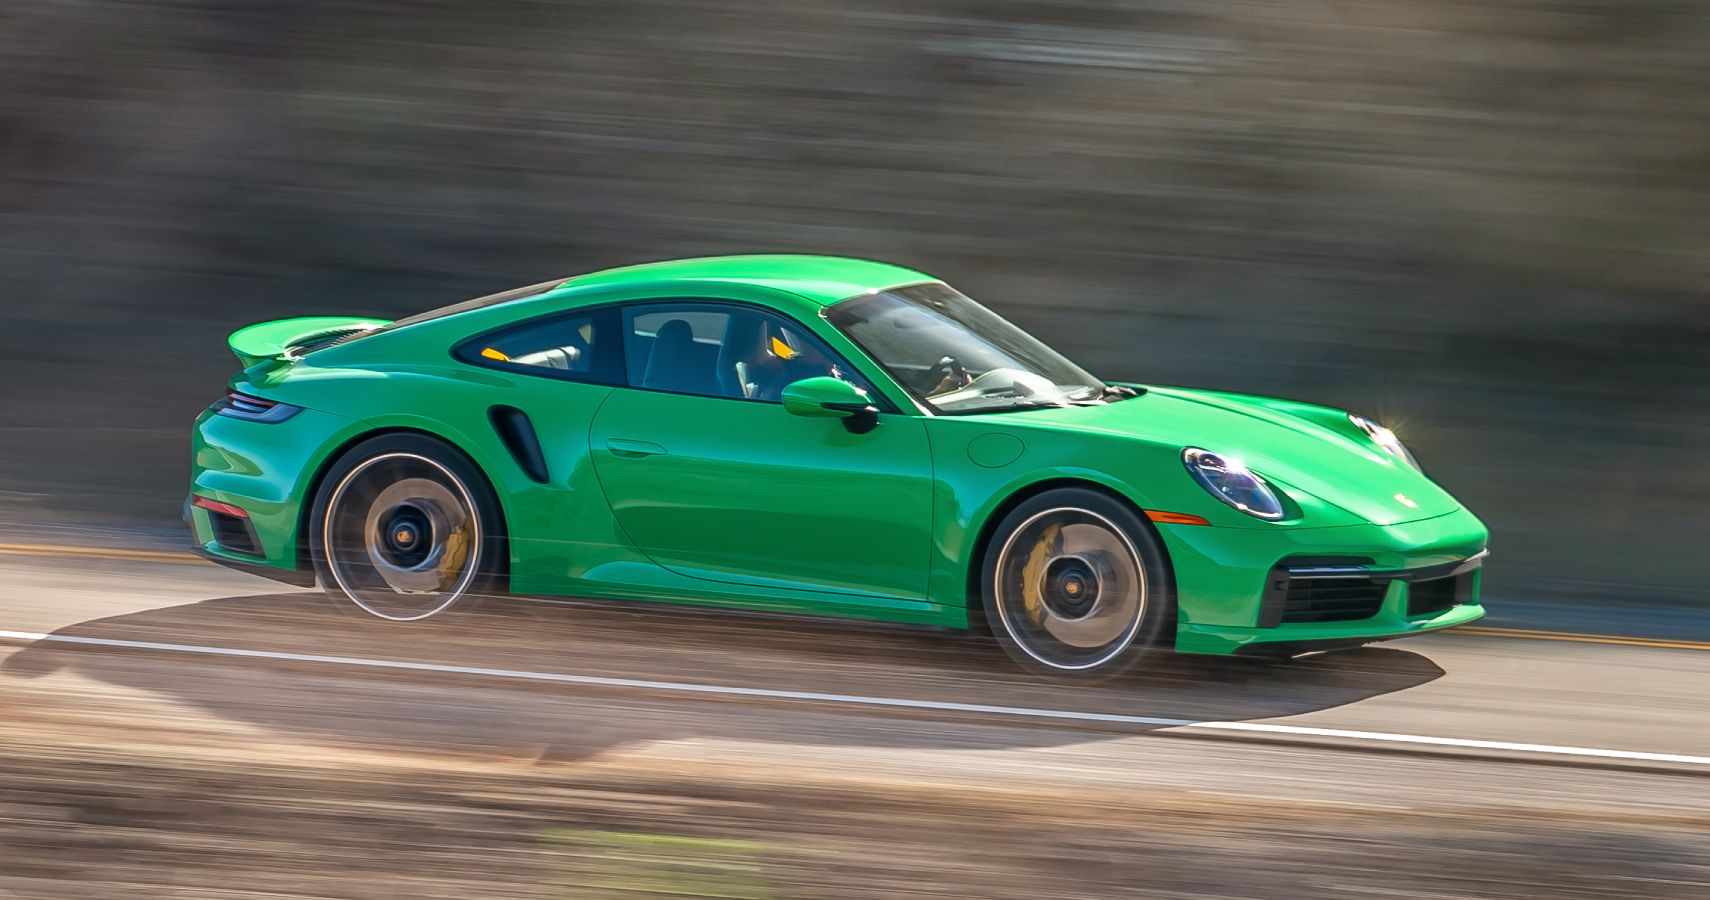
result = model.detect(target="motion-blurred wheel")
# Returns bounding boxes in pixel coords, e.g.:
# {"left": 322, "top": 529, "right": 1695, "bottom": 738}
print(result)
{"left": 980, "top": 488, "right": 1171, "bottom": 678}
{"left": 309, "top": 434, "right": 504, "bottom": 621}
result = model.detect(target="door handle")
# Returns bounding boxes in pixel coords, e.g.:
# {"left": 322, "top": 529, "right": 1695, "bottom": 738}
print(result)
{"left": 605, "top": 438, "right": 667, "bottom": 459}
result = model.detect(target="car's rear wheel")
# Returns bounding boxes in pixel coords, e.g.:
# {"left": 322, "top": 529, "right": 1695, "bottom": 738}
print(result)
{"left": 309, "top": 434, "right": 505, "bottom": 621}
{"left": 980, "top": 488, "right": 1171, "bottom": 678}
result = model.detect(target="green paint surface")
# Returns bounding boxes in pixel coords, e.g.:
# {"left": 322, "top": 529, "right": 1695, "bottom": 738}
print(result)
{"left": 190, "top": 256, "right": 1487, "bottom": 655}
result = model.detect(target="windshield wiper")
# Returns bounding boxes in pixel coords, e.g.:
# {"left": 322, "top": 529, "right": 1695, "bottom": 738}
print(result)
{"left": 938, "top": 399, "right": 1072, "bottom": 416}
{"left": 1062, "top": 384, "right": 1144, "bottom": 404}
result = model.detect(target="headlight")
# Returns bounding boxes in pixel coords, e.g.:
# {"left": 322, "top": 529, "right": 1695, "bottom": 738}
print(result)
{"left": 1349, "top": 414, "right": 1420, "bottom": 470}
{"left": 1182, "top": 448, "right": 1285, "bottom": 520}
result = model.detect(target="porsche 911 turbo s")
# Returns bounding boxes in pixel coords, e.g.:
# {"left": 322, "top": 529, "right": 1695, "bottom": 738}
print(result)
{"left": 187, "top": 255, "right": 1487, "bottom": 675}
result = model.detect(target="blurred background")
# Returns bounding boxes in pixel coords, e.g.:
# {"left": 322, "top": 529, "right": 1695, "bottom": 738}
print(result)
{"left": 2, "top": 0, "right": 1707, "bottom": 600}
{"left": 7, "top": 4, "right": 1710, "bottom": 898}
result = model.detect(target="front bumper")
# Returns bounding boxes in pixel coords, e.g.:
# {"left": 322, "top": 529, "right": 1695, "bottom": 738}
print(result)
{"left": 1159, "top": 506, "right": 1489, "bottom": 655}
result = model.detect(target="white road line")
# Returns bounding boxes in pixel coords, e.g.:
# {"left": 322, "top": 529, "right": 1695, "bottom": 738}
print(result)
{"left": 3, "top": 628, "right": 1707, "bottom": 767}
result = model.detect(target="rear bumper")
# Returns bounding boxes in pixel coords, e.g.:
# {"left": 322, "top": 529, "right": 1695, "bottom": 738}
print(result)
{"left": 191, "top": 543, "right": 318, "bottom": 588}
{"left": 1160, "top": 506, "right": 1490, "bottom": 655}
{"left": 183, "top": 496, "right": 317, "bottom": 587}
{"left": 187, "top": 403, "right": 363, "bottom": 584}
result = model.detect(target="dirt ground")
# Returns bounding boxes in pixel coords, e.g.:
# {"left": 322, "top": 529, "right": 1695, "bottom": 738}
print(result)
{"left": 4, "top": 733, "right": 1708, "bottom": 900}
{"left": 4, "top": 556, "right": 1710, "bottom": 899}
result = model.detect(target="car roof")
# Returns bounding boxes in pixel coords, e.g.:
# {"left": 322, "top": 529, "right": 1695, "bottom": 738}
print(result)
{"left": 553, "top": 255, "right": 936, "bottom": 307}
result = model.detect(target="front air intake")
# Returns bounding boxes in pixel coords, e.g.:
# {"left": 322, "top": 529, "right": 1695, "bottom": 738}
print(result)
{"left": 1258, "top": 556, "right": 1384, "bottom": 627}
{"left": 1407, "top": 572, "right": 1475, "bottom": 617}
{"left": 1278, "top": 576, "right": 1389, "bottom": 623}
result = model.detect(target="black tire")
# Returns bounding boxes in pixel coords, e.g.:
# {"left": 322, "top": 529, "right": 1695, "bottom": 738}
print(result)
{"left": 979, "top": 487, "right": 1172, "bottom": 679}
{"left": 308, "top": 433, "right": 506, "bottom": 622}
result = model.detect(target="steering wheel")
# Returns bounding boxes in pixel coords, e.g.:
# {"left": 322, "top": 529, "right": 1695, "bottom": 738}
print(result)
{"left": 925, "top": 355, "right": 971, "bottom": 395}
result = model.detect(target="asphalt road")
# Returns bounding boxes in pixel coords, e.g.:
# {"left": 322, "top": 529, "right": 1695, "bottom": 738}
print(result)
{"left": 3, "top": 544, "right": 1709, "bottom": 898}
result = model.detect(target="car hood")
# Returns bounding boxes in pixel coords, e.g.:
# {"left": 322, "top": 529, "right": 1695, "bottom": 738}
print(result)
{"left": 1006, "top": 386, "right": 1460, "bottom": 526}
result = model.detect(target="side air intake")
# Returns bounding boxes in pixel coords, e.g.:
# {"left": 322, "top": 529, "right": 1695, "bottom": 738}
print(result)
{"left": 488, "top": 405, "right": 549, "bottom": 484}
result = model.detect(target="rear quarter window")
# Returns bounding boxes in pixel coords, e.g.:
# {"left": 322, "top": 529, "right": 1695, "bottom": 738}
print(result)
{"left": 454, "top": 306, "right": 624, "bottom": 385}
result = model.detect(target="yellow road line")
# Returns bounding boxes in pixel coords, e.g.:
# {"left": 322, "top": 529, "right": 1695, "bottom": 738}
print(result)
{"left": 0, "top": 543, "right": 205, "bottom": 564}
{"left": 1451, "top": 626, "right": 1710, "bottom": 652}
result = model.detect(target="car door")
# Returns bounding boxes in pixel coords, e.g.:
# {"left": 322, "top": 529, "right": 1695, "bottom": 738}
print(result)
{"left": 588, "top": 300, "right": 935, "bottom": 601}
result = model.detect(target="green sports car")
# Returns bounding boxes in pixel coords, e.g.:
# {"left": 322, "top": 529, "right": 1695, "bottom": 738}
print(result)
{"left": 187, "top": 255, "right": 1487, "bottom": 675}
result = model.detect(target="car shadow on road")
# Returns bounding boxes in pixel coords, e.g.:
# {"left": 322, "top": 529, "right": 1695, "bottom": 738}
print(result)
{"left": 3, "top": 591, "right": 1445, "bottom": 763}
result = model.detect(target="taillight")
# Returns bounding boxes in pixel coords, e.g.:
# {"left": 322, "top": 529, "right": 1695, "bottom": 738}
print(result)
{"left": 212, "top": 389, "right": 302, "bottom": 423}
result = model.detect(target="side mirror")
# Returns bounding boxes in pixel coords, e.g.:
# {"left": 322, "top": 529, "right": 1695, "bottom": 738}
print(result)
{"left": 781, "top": 376, "right": 880, "bottom": 434}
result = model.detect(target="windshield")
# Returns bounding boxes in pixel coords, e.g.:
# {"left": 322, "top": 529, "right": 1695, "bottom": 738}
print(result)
{"left": 826, "top": 283, "right": 1105, "bottom": 414}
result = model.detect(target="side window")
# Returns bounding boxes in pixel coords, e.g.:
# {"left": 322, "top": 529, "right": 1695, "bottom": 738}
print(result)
{"left": 458, "top": 307, "right": 622, "bottom": 384}
{"left": 625, "top": 307, "right": 736, "bottom": 398}
{"left": 623, "top": 302, "right": 878, "bottom": 404}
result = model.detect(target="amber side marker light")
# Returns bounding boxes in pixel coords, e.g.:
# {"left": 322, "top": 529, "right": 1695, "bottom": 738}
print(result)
{"left": 192, "top": 496, "right": 250, "bottom": 519}
{"left": 1145, "top": 510, "right": 1211, "bottom": 526}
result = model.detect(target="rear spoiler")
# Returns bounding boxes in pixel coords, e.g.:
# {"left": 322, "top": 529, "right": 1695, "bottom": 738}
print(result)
{"left": 227, "top": 316, "right": 391, "bottom": 368}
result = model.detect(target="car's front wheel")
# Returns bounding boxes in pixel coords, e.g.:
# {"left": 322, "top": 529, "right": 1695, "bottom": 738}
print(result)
{"left": 309, "top": 433, "right": 505, "bottom": 622}
{"left": 980, "top": 488, "right": 1171, "bottom": 678}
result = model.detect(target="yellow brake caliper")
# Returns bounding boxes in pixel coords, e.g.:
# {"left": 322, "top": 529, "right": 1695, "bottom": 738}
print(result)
{"left": 438, "top": 525, "right": 470, "bottom": 591}
{"left": 1017, "top": 523, "right": 1060, "bottom": 626}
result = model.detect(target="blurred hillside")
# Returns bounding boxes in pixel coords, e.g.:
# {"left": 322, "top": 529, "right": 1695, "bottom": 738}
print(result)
{"left": 2, "top": 1, "right": 1706, "bottom": 602}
